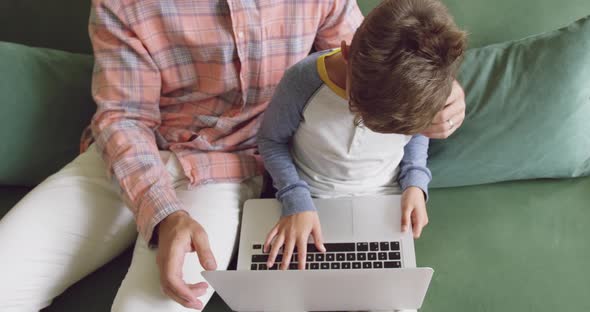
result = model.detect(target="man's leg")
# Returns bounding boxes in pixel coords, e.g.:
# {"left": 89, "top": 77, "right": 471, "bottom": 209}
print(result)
{"left": 0, "top": 145, "right": 137, "bottom": 311}
{"left": 111, "top": 171, "right": 262, "bottom": 312}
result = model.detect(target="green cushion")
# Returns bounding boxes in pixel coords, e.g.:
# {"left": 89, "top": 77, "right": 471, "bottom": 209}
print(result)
{"left": 427, "top": 15, "right": 590, "bottom": 188}
{"left": 417, "top": 176, "right": 590, "bottom": 311}
{"left": 0, "top": 42, "right": 95, "bottom": 187}
{"left": 359, "top": 0, "right": 590, "bottom": 48}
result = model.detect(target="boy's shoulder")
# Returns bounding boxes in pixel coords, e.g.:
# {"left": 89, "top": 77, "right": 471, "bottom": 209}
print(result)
{"left": 280, "top": 49, "right": 335, "bottom": 90}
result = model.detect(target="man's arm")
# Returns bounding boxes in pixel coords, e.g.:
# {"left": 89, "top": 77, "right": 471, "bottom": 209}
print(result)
{"left": 314, "top": 0, "right": 364, "bottom": 50}
{"left": 398, "top": 135, "right": 432, "bottom": 199}
{"left": 90, "top": 1, "right": 182, "bottom": 243}
{"left": 90, "top": 2, "right": 212, "bottom": 309}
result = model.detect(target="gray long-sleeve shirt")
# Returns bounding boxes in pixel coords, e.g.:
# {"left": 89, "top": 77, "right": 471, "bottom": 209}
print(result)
{"left": 258, "top": 49, "right": 432, "bottom": 216}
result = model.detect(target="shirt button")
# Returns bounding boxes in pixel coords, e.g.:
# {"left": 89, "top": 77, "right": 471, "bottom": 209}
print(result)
{"left": 238, "top": 31, "right": 244, "bottom": 39}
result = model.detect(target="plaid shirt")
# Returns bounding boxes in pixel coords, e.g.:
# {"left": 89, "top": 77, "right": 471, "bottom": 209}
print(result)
{"left": 87, "top": 0, "right": 363, "bottom": 242}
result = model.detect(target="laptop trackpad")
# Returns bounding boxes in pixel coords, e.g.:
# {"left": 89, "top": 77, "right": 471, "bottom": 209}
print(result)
{"left": 315, "top": 198, "right": 354, "bottom": 242}
{"left": 352, "top": 196, "right": 400, "bottom": 240}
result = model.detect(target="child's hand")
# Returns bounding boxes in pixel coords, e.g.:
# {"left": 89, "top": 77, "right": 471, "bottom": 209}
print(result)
{"left": 263, "top": 211, "right": 325, "bottom": 270}
{"left": 401, "top": 186, "right": 429, "bottom": 238}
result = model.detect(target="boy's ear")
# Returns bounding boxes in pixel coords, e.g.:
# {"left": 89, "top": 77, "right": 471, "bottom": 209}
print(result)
{"left": 341, "top": 40, "right": 350, "bottom": 64}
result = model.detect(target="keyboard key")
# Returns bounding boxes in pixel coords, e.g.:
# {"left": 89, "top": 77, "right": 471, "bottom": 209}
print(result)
{"left": 258, "top": 263, "right": 267, "bottom": 270}
{"left": 373, "top": 261, "right": 383, "bottom": 269}
{"left": 346, "top": 253, "right": 356, "bottom": 261}
{"left": 357, "top": 242, "right": 368, "bottom": 251}
{"left": 311, "top": 263, "right": 319, "bottom": 270}
{"left": 298, "top": 244, "right": 319, "bottom": 253}
{"left": 251, "top": 264, "right": 258, "bottom": 270}
{"left": 363, "top": 262, "right": 373, "bottom": 269}
{"left": 252, "top": 255, "right": 269, "bottom": 263}
{"left": 321, "top": 263, "right": 330, "bottom": 270}
{"left": 357, "top": 253, "right": 367, "bottom": 261}
{"left": 253, "top": 244, "right": 262, "bottom": 250}
{"left": 263, "top": 245, "right": 281, "bottom": 254}
{"left": 306, "top": 263, "right": 310, "bottom": 270}
{"left": 352, "top": 262, "right": 362, "bottom": 269}
{"left": 307, "top": 254, "right": 314, "bottom": 262}
{"left": 384, "top": 261, "right": 401, "bottom": 268}
{"left": 269, "top": 264, "right": 278, "bottom": 270}
{"left": 370, "top": 242, "right": 379, "bottom": 251}
{"left": 336, "top": 253, "right": 345, "bottom": 261}
{"left": 275, "top": 254, "right": 283, "bottom": 262}
{"left": 390, "top": 241, "right": 400, "bottom": 251}
{"left": 331, "top": 263, "right": 341, "bottom": 269}
{"left": 315, "top": 254, "right": 325, "bottom": 262}
{"left": 388, "top": 252, "right": 401, "bottom": 260}
{"left": 380, "top": 242, "right": 390, "bottom": 251}
{"left": 324, "top": 243, "right": 356, "bottom": 252}
{"left": 289, "top": 263, "right": 298, "bottom": 270}
{"left": 368, "top": 252, "right": 377, "bottom": 261}
{"left": 326, "top": 254, "right": 335, "bottom": 261}
{"left": 378, "top": 252, "right": 387, "bottom": 260}
{"left": 342, "top": 262, "right": 351, "bottom": 269}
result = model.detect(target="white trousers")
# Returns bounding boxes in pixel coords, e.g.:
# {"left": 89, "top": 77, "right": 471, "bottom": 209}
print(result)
{"left": 0, "top": 145, "right": 262, "bottom": 311}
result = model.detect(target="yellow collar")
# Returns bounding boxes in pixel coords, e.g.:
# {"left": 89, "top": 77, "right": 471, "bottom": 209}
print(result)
{"left": 316, "top": 48, "right": 347, "bottom": 100}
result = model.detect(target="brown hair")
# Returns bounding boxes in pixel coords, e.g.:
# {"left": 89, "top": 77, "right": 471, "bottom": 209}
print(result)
{"left": 348, "top": 0, "right": 466, "bottom": 134}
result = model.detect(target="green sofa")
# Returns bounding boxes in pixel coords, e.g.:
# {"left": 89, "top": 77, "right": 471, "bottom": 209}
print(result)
{"left": 1, "top": 0, "right": 589, "bottom": 311}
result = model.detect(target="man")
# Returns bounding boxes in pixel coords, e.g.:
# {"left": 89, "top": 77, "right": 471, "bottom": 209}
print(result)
{"left": 0, "top": 0, "right": 465, "bottom": 311}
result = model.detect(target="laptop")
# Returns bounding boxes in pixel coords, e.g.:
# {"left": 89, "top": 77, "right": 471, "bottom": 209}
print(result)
{"left": 202, "top": 194, "right": 433, "bottom": 311}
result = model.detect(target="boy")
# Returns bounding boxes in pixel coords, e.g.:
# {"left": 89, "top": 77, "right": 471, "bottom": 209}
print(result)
{"left": 257, "top": 0, "right": 466, "bottom": 272}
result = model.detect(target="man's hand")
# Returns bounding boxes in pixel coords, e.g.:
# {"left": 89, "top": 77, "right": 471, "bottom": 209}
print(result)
{"left": 264, "top": 211, "right": 325, "bottom": 270}
{"left": 156, "top": 211, "right": 217, "bottom": 310}
{"left": 401, "top": 187, "right": 429, "bottom": 239}
{"left": 422, "top": 80, "right": 466, "bottom": 139}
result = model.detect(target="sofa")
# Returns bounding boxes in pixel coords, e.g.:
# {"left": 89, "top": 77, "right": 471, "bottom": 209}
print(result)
{"left": 1, "top": 0, "right": 589, "bottom": 311}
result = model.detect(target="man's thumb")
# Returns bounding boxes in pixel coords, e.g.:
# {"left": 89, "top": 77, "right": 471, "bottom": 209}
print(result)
{"left": 192, "top": 233, "right": 217, "bottom": 271}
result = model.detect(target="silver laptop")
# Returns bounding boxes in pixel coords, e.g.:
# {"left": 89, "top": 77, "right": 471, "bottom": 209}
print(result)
{"left": 202, "top": 194, "right": 433, "bottom": 311}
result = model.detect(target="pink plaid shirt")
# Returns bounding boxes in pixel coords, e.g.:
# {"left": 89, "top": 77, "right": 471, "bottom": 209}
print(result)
{"left": 87, "top": 0, "right": 363, "bottom": 242}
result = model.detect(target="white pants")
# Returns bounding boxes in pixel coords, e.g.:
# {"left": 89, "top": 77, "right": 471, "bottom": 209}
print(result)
{"left": 0, "top": 145, "right": 262, "bottom": 311}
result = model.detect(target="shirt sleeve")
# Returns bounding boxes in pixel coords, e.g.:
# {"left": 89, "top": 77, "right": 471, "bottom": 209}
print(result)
{"left": 89, "top": 0, "right": 184, "bottom": 244}
{"left": 257, "top": 58, "right": 324, "bottom": 216}
{"left": 398, "top": 135, "right": 432, "bottom": 200}
{"left": 314, "top": 0, "right": 364, "bottom": 50}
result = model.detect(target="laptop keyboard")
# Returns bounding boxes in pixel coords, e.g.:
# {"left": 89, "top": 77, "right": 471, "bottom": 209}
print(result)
{"left": 250, "top": 242, "right": 402, "bottom": 270}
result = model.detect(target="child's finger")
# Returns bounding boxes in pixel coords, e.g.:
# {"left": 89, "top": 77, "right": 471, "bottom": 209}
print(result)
{"left": 267, "top": 234, "right": 284, "bottom": 267}
{"left": 412, "top": 211, "right": 426, "bottom": 238}
{"left": 401, "top": 206, "right": 412, "bottom": 233}
{"left": 311, "top": 224, "right": 326, "bottom": 253}
{"left": 413, "top": 222, "right": 423, "bottom": 238}
{"left": 297, "top": 237, "right": 308, "bottom": 270}
{"left": 281, "top": 237, "right": 296, "bottom": 270}
{"left": 263, "top": 225, "right": 279, "bottom": 253}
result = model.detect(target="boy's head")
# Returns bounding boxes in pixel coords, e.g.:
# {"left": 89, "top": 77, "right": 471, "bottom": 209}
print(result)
{"left": 343, "top": 0, "right": 466, "bottom": 135}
